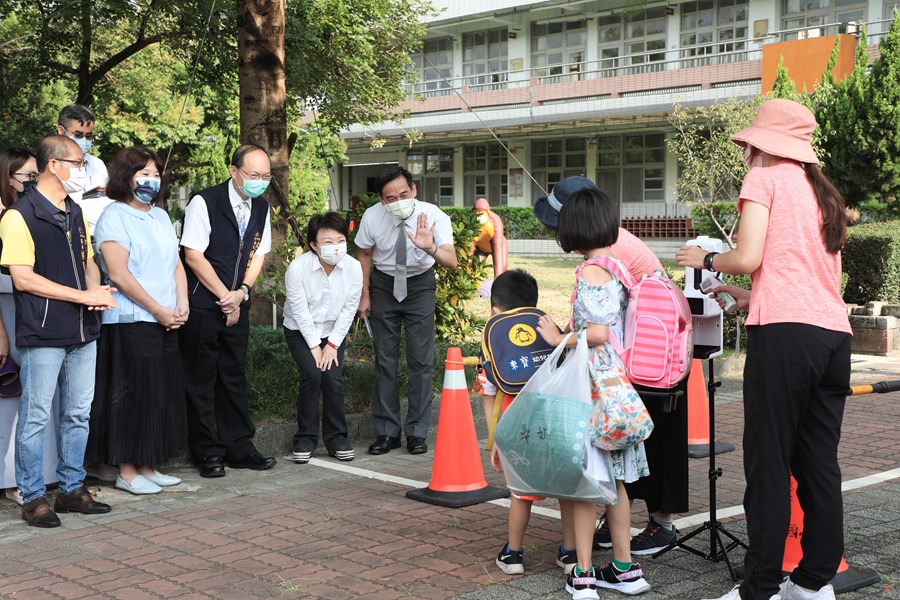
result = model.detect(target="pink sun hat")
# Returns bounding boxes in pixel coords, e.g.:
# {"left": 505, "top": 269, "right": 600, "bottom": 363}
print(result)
{"left": 731, "top": 98, "right": 820, "bottom": 165}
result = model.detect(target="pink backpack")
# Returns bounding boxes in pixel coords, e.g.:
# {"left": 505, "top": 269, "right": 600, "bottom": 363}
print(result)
{"left": 573, "top": 257, "right": 693, "bottom": 389}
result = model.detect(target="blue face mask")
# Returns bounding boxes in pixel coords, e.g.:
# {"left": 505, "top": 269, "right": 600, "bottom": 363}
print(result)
{"left": 239, "top": 178, "right": 269, "bottom": 199}
{"left": 68, "top": 135, "right": 92, "bottom": 155}
{"left": 134, "top": 177, "right": 161, "bottom": 204}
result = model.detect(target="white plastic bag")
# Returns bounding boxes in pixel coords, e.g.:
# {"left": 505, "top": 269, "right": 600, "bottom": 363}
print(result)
{"left": 493, "top": 333, "right": 618, "bottom": 503}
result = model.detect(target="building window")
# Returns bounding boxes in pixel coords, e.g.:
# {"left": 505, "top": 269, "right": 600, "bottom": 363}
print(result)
{"left": 596, "top": 133, "right": 666, "bottom": 206}
{"left": 531, "top": 138, "right": 586, "bottom": 203}
{"left": 463, "top": 28, "right": 509, "bottom": 87}
{"left": 531, "top": 20, "right": 588, "bottom": 81}
{"left": 782, "top": 0, "right": 867, "bottom": 39}
{"left": 463, "top": 142, "right": 508, "bottom": 205}
{"left": 598, "top": 8, "right": 667, "bottom": 76}
{"left": 681, "top": 0, "right": 749, "bottom": 65}
{"left": 412, "top": 37, "right": 453, "bottom": 94}
{"left": 407, "top": 147, "right": 454, "bottom": 206}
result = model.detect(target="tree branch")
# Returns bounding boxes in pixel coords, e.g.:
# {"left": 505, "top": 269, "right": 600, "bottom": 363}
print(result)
{"left": 86, "top": 34, "right": 165, "bottom": 89}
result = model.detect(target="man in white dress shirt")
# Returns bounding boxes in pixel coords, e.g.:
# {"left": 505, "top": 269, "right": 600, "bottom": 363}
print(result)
{"left": 355, "top": 166, "right": 458, "bottom": 456}
{"left": 179, "top": 144, "right": 277, "bottom": 477}
{"left": 55, "top": 105, "right": 111, "bottom": 234}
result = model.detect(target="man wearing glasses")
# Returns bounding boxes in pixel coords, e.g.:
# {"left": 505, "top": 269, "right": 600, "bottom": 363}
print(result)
{"left": 56, "top": 104, "right": 111, "bottom": 234}
{"left": 179, "top": 144, "right": 276, "bottom": 478}
{"left": 0, "top": 135, "right": 117, "bottom": 527}
{"left": 355, "top": 166, "right": 457, "bottom": 456}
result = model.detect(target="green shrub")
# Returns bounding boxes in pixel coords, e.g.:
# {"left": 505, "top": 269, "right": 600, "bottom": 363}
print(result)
{"left": 690, "top": 203, "right": 739, "bottom": 241}
{"left": 843, "top": 220, "right": 900, "bottom": 304}
{"left": 443, "top": 206, "right": 554, "bottom": 240}
{"left": 857, "top": 201, "right": 900, "bottom": 223}
{"left": 247, "top": 325, "right": 482, "bottom": 423}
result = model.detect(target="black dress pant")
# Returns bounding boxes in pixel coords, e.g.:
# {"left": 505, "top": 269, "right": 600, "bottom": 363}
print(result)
{"left": 625, "top": 378, "right": 689, "bottom": 515}
{"left": 180, "top": 307, "right": 256, "bottom": 461}
{"left": 284, "top": 330, "right": 348, "bottom": 450}
{"left": 369, "top": 268, "right": 436, "bottom": 439}
{"left": 740, "top": 323, "right": 850, "bottom": 600}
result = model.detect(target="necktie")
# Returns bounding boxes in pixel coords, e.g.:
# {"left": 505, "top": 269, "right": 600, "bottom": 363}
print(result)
{"left": 237, "top": 201, "right": 250, "bottom": 237}
{"left": 393, "top": 224, "right": 407, "bottom": 302}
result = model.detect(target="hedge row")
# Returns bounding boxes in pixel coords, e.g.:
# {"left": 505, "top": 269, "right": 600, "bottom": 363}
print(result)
{"left": 442, "top": 206, "right": 555, "bottom": 240}
{"left": 843, "top": 220, "right": 900, "bottom": 305}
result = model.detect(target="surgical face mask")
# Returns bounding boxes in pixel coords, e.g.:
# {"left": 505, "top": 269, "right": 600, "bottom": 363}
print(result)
{"left": 17, "top": 180, "right": 37, "bottom": 199}
{"left": 317, "top": 242, "right": 347, "bottom": 266}
{"left": 134, "top": 177, "right": 161, "bottom": 204}
{"left": 239, "top": 178, "right": 269, "bottom": 199}
{"left": 68, "top": 135, "right": 92, "bottom": 155}
{"left": 57, "top": 165, "right": 87, "bottom": 195}
{"left": 385, "top": 198, "right": 415, "bottom": 220}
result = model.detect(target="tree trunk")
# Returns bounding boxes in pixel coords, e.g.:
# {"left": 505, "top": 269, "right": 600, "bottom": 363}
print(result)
{"left": 237, "top": 0, "right": 288, "bottom": 325}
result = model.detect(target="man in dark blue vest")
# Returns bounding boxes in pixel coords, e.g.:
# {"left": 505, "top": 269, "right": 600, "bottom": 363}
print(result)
{"left": 180, "top": 144, "right": 276, "bottom": 477}
{"left": 0, "top": 135, "right": 117, "bottom": 527}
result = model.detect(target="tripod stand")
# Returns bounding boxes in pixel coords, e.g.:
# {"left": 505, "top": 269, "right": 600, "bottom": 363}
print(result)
{"left": 653, "top": 355, "right": 747, "bottom": 581}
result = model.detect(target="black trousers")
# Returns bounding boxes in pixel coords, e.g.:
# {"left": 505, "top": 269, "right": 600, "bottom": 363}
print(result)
{"left": 180, "top": 308, "right": 256, "bottom": 461}
{"left": 284, "top": 329, "right": 348, "bottom": 450}
{"left": 740, "top": 323, "right": 850, "bottom": 600}
{"left": 369, "top": 268, "right": 436, "bottom": 439}
{"left": 625, "top": 378, "right": 689, "bottom": 515}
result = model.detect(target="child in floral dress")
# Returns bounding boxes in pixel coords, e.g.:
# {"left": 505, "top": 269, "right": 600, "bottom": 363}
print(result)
{"left": 537, "top": 187, "right": 651, "bottom": 599}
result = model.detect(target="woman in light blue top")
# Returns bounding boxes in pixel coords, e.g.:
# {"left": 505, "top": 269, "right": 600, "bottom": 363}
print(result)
{"left": 85, "top": 147, "right": 188, "bottom": 495}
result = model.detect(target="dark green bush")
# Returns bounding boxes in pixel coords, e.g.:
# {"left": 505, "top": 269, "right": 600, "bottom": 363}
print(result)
{"left": 442, "top": 206, "right": 554, "bottom": 240}
{"left": 857, "top": 201, "right": 900, "bottom": 224}
{"left": 690, "top": 203, "right": 739, "bottom": 241}
{"left": 843, "top": 220, "right": 900, "bottom": 304}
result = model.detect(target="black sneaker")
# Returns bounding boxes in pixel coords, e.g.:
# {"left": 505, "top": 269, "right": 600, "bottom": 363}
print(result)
{"left": 327, "top": 438, "right": 355, "bottom": 462}
{"left": 556, "top": 546, "right": 578, "bottom": 574}
{"left": 630, "top": 518, "right": 677, "bottom": 555}
{"left": 565, "top": 566, "right": 599, "bottom": 600}
{"left": 495, "top": 544, "right": 524, "bottom": 575}
{"left": 593, "top": 514, "right": 612, "bottom": 549}
{"left": 596, "top": 562, "right": 651, "bottom": 595}
{"left": 292, "top": 443, "right": 315, "bottom": 464}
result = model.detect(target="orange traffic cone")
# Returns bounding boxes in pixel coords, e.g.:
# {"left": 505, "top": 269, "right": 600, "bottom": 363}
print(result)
{"left": 686, "top": 359, "right": 735, "bottom": 458}
{"left": 406, "top": 347, "right": 510, "bottom": 508}
{"left": 782, "top": 475, "right": 879, "bottom": 593}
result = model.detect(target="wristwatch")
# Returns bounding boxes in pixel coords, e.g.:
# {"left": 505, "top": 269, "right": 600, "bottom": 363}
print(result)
{"left": 239, "top": 284, "right": 251, "bottom": 303}
{"left": 703, "top": 251, "right": 718, "bottom": 271}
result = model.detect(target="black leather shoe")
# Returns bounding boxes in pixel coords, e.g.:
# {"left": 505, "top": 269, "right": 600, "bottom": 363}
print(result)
{"left": 54, "top": 486, "right": 112, "bottom": 514}
{"left": 368, "top": 435, "right": 401, "bottom": 455}
{"left": 407, "top": 436, "right": 428, "bottom": 455}
{"left": 228, "top": 450, "right": 277, "bottom": 470}
{"left": 199, "top": 455, "right": 226, "bottom": 478}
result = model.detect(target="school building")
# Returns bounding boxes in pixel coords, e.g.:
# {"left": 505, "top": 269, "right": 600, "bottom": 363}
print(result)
{"left": 329, "top": 0, "right": 896, "bottom": 238}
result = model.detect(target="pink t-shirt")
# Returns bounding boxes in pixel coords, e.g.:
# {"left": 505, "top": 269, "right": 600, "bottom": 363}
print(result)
{"left": 737, "top": 161, "right": 850, "bottom": 334}
{"left": 612, "top": 228, "right": 663, "bottom": 279}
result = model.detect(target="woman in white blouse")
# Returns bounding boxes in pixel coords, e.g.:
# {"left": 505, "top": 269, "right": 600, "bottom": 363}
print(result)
{"left": 283, "top": 212, "right": 362, "bottom": 464}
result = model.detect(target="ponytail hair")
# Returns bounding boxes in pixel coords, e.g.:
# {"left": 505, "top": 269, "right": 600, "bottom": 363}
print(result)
{"left": 806, "top": 164, "right": 846, "bottom": 254}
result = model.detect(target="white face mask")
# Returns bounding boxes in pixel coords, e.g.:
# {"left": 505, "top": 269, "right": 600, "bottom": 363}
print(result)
{"left": 385, "top": 198, "right": 416, "bottom": 220}
{"left": 57, "top": 165, "right": 87, "bottom": 195}
{"left": 317, "top": 242, "right": 347, "bottom": 266}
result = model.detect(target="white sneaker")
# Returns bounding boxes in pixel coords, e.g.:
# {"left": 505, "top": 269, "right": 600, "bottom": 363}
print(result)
{"left": 781, "top": 581, "right": 835, "bottom": 600}
{"left": 770, "top": 577, "right": 791, "bottom": 600}
{"left": 4, "top": 487, "right": 24, "bottom": 506}
{"left": 702, "top": 585, "right": 741, "bottom": 600}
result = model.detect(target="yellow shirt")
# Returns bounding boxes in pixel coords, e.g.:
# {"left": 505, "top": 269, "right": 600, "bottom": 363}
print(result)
{"left": 0, "top": 208, "right": 94, "bottom": 269}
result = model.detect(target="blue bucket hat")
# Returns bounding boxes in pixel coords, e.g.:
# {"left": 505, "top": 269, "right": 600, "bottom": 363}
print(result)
{"left": 533, "top": 176, "right": 601, "bottom": 230}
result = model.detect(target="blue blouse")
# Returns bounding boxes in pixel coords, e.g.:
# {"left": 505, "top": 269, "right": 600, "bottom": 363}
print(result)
{"left": 95, "top": 202, "right": 179, "bottom": 325}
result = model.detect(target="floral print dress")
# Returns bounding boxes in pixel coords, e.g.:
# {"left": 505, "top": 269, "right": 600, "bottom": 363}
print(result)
{"left": 572, "top": 258, "right": 650, "bottom": 483}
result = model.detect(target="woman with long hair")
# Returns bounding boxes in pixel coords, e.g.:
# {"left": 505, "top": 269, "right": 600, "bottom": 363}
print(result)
{"left": 85, "top": 146, "right": 188, "bottom": 495}
{"left": 677, "top": 99, "right": 850, "bottom": 600}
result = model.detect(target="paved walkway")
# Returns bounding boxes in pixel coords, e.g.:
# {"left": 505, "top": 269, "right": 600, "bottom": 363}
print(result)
{"left": 0, "top": 355, "right": 898, "bottom": 599}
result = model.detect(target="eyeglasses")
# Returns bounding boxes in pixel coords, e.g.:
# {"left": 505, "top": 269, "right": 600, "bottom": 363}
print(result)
{"left": 61, "top": 126, "right": 96, "bottom": 140}
{"left": 56, "top": 158, "right": 88, "bottom": 169}
{"left": 382, "top": 190, "right": 412, "bottom": 203}
{"left": 12, "top": 171, "right": 38, "bottom": 183}
{"left": 238, "top": 167, "right": 271, "bottom": 181}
